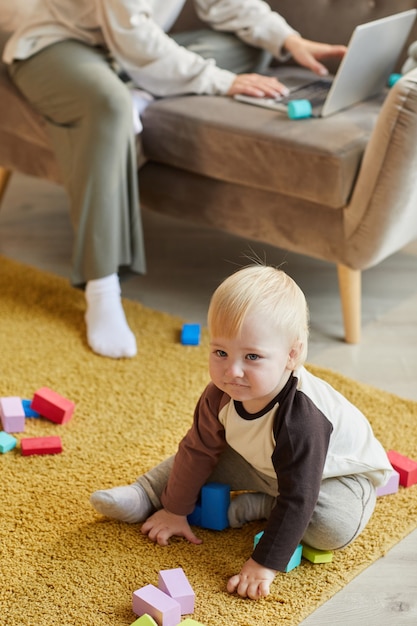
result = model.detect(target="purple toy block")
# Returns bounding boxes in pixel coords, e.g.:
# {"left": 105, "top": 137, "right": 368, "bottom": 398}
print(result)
{"left": 0, "top": 431, "right": 18, "bottom": 453}
{"left": 158, "top": 568, "right": 195, "bottom": 614}
{"left": 0, "top": 397, "right": 25, "bottom": 433}
{"left": 132, "top": 584, "right": 181, "bottom": 626}
{"left": 387, "top": 450, "right": 417, "bottom": 487}
{"left": 376, "top": 469, "right": 400, "bottom": 496}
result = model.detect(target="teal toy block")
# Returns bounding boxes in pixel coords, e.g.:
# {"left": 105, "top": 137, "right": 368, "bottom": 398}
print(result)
{"left": 158, "top": 567, "right": 195, "bottom": 614}
{"left": 132, "top": 584, "right": 181, "bottom": 626}
{"left": 254, "top": 532, "right": 302, "bottom": 572}
{"left": 302, "top": 544, "right": 333, "bottom": 564}
{"left": 288, "top": 99, "right": 312, "bottom": 119}
{"left": 0, "top": 431, "right": 17, "bottom": 453}
{"left": 130, "top": 615, "right": 158, "bottom": 626}
{"left": 181, "top": 324, "right": 201, "bottom": 346}
{"left": 376, "top": 469, "right": 400, "bottom": 496}
{"left": 201, "top": 482, "right": 230, "bottom": 530}
{"left": 22, "top": 399, "right": 40, "bottom": 418}
{"left": 388, "top": 73, "right": 402, "bottom": 87}
{"left": 387, "top": 450, "right": 417, "bottom": 487}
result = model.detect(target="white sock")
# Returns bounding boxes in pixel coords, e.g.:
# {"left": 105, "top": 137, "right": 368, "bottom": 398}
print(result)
{"left": 85, "top": 274, "right": 137, "bottom": 358}
{"left": 90, "top": 483, "right": 153, "bottom": 523}
{"left": 228, "top": 492, "right": 275, "bottom": 528}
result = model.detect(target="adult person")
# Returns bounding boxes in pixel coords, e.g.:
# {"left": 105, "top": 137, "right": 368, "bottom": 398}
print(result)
{"left": 3, "top": 1, "right": 346, "bottom": 359}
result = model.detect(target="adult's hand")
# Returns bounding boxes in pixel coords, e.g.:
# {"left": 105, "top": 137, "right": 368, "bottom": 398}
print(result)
{"left": 284, "top": 34, "right": 347, "bottom": 76}
{"left": 227, "top": 73, "right": 289, "bottom": 98}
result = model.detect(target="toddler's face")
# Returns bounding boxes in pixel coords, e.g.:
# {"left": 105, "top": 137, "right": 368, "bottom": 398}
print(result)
{"left": 209, "top": 311, "right": 295, "bottom": 414}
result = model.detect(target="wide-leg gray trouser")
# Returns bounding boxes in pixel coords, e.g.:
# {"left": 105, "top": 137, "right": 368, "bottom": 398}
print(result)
{"left": 8, "top": 31, "right": 270, "bottom": 286}
{"left": 138, "top": 445, "right": 377, "bottom": 552}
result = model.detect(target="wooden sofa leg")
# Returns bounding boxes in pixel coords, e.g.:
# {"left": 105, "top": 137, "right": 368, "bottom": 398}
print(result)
{"left": 0, "top": 167, "right": 12, "bottom": 208}
{"left": 337, "top": 264, "right": 361, "bottom": 344}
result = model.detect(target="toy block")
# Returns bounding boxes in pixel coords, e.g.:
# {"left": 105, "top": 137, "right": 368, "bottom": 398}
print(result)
{"left": 158, "top": 568, "right": 195, "bottom": 614}
{"left": 0, "top": 431, "right": 17, "bottom": 453}
{"left": 0, "top": 397, "right": 25, "bottom": 433}
{"left": 302, "top": 544, "right": 333, "bottom": 564}
{"left": 187, "top": 502, "right": 202, "bottom": 527}
{"left": 181, "top": 324, "right": 201, "bottom": 346}
{"left": 21, "top": 436, "right": 63, "bottom": 456}
{"left": 201, "top": 482, "right": 230, "bottom": 531}
{"left": 181, "top": 620, "right": 205, "bottom": 625}
{"left": 22, "top": 399, "right": 40, "bottom": 418}
{"left": 387, "top": 450, "right": 417, "bottom": 487}
{"left": 31, "top": 387, "right": 75, "bottom": 424}
{"left": 285, "top": 544, "right": 303, "bottom": 572}
{"left": 130, "top": 615, "right": 158, "bottom": 626}
{"left": 376, "top": 469, "right": 400, "bottom": 496}
{"left": 254, "top": 532, "right": 302, "bottom": 572}
{"left": 132, "top": 584, "right": 181, "bottom": 626}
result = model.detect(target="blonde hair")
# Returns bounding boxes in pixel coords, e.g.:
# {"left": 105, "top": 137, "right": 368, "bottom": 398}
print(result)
{"left": 207, "top": 264, "right": 309, "bottom": 367}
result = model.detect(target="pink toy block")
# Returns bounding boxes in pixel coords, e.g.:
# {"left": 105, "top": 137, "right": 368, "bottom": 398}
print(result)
{"left": 31, "top": 387, "right": 75, "bottom": 424}
{"left": 21, "top": 436, "right": 63, "bottom": 456}
{"left": 132, "top": 584, "right": 181, "bottom": 626}
{"left": 376, "top": 469, "right": 400, "bottom": 496}
{"left": 387, "top": 450, "right": 417, "bottom": 487}
{"left": 158, "top": 568, "right": 195, "bottom": 614}
{"left": 0, "top": 397, "right": 25, "bottom": 433}
{"left": 130, "top": 615, "right": 158, "bottom": 626}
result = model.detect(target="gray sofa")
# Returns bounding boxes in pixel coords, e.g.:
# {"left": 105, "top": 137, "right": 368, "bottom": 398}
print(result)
{"left": 2, "top": 1, "right": 417, "bottom": 343}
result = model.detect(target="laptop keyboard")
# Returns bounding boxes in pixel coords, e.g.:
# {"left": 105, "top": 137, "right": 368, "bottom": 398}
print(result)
{"left": 279, "top": 79, "right": 333, "bottom": 107}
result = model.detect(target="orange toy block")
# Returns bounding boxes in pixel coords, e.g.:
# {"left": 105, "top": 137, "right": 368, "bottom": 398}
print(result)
{"left": 387, "top": 450, "right": 417, "bottom": 487}
{"left": 21, "top": 436, "right": 63, "bottom": 456}
{"left": 31, "top": 387, "right": 75, "bottom": 424}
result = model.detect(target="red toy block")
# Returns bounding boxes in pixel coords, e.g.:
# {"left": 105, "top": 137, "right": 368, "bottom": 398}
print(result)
{"left": 387, "top": 450, "right": 417, "bottom": 487}
{"left": 31, "top": 387, "right": 75, "bottom": 424}
{"left": 158, "top": 568, "right": 195, "bottom": 614}
{"left": 21, "top": 436, "right": 63, "bottom": 456}
{"left": 0, "top": 397, "right": 25, "bottom": 433}
{"left": 132, "top": 584, "right": 181, "bottom": 626}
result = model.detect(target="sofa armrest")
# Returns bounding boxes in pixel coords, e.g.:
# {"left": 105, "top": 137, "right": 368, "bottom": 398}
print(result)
{"left": 344, "top": 69, "right": 417, "bottom": 269}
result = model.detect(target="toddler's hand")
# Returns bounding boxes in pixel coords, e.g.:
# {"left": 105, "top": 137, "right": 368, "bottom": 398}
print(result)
{"left": 141, "top": 509, "right": 202, "bottom": 546}
{"left": 227, "top": 558, "right": 276, "bottom": 599}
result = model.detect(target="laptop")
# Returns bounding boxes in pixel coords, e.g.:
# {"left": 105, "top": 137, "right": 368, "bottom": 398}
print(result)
{"left": 234, "top": 9, "right": 417, "bottom": 117}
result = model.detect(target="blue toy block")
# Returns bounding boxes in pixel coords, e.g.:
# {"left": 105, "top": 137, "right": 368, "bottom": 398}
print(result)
{"left": 158, "top": 567, "right": 195, "bottom": 614}
{"left": 181, "top": 324, "right": 201, "bottom": 346}
{"left": 254, "top": 531, "right": 302, "bottom": 572}
{"left": 187, "top": 502, "right": 202, "bottom": 526}
{"left": 200, "top": 482, "right": 230, "bottom": 530}
{"left": 22, "top": 399, "right": 40, "bottom": 418}
{"left": 0, "top": 431, "right": 17, "bottom": 453}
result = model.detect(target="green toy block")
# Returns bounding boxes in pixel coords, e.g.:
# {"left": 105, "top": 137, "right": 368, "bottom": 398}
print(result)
{"left": 181, "top": 620, "right": 206, "bottom": 626}
{"left": 302, "top": 544, "right": 333, "bottom": 564}
{"left": 130, "top": 615, "right": 158, "bottom": 626}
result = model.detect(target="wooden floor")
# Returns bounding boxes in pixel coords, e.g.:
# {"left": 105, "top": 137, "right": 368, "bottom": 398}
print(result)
{"left": 1, "top": 172, "right": 417, "bottom": 624}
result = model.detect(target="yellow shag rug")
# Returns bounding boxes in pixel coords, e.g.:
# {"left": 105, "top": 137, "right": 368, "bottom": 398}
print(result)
{"left": 1, "top": 255, "right": 417, "bottom": 626}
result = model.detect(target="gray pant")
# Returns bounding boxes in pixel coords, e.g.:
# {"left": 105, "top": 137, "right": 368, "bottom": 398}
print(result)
{"left": 138, "top": 445, "right": 376, "bottom": 551}
{"left": 8, "top": 31, "right": 269, "bottom": 285}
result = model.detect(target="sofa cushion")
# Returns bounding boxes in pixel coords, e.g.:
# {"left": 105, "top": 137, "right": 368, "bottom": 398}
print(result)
{"left": 142, "top": 69, "right": 384, "bottom": 210}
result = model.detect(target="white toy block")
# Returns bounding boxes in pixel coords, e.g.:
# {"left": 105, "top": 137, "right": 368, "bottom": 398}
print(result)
{"left": 158, "top": 568, "right": 195, "bottom": 614}
{"left": 376, "top": 469, "right": 400, "bottom": 496}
